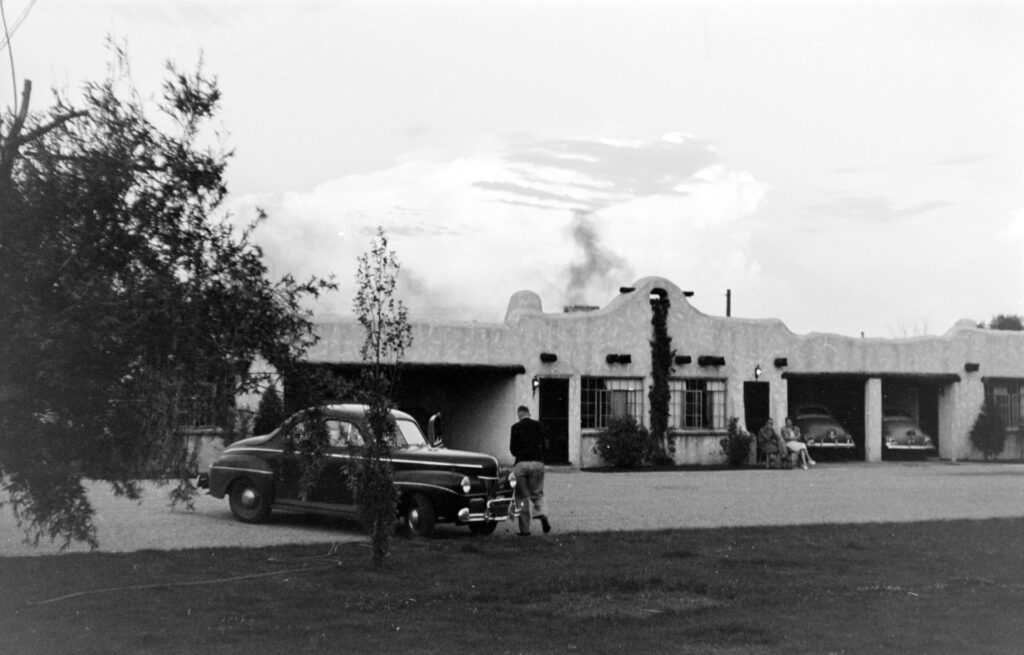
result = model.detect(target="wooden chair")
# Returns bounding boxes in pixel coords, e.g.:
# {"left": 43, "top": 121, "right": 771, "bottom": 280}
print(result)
{"left": 757, "top": 438, "right": 791, "bottom": 469}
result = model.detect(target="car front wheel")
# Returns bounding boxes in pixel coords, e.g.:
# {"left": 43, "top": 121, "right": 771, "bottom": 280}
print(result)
{"left": 228, "top": 478, "right": 272, "bottom": 524}
{"left": 402, "top": 493, "right": 435, "bottom": 538}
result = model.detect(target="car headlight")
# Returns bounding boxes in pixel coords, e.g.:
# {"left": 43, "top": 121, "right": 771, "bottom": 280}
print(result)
{"left": 508, "top": 472, "right": 517, "bottom": 489}
{"left": 460, "top": 476, "right": 472, "bottom": 494}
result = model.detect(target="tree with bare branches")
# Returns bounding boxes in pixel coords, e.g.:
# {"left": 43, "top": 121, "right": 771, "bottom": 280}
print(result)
{"left": 350, "top": 227, "right": 412, "bottom": 564}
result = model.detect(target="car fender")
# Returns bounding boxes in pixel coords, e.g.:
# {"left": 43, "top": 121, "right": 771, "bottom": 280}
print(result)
{"left": 392, "top": 468, "right": 482, "bottom": 521}
{"left": 393, "top": 468, "right": 469, "bottom": 496}
{"left": 207, "top": 451, "right": 277, "bottom": 499}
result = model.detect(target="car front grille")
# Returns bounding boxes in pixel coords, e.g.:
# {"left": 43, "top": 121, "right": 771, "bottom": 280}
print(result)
{"left": 486, "top": 498, "right": 516, "bottom": 520}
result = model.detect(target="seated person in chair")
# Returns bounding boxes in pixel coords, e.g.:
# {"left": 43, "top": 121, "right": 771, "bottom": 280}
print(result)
{"left": 781, "top": 416, "right": 816, "bottom": 469}
{"left": 757, "top": 418, "right": 787, "bottom": 466}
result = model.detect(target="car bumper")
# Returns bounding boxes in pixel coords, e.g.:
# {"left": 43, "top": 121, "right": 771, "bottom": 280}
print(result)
{"left": 458, "top": 495, "right": 519, "bottom": 523}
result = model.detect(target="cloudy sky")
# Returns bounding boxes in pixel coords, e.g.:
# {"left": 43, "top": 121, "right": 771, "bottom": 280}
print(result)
{"left": 9, "top": 0, "right": 1024, "bottom": 337}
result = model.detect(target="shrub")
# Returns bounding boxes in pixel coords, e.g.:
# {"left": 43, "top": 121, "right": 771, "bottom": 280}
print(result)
{"left": 594, "top": 416, "right": 660, "bottom": 468}
{"left": 252, "top": 386, "right": 285, "bottom": 436}
{"left": 969, "top": 398, "right": 1007, "bottom": 460}
{"left": 719, "top": 417, "right": 753, "bottom": 467}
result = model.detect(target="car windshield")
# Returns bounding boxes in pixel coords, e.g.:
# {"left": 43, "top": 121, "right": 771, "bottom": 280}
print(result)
{"left": 394, "top": 417, "right": 428, "bottom": 447}
{"left": 885, "top": 413, "right": 912, "bottom": 421}
{"left": 797, "top": 406, "right": 830, "bottom": 417}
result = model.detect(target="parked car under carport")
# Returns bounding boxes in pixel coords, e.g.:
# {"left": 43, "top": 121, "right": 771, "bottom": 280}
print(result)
{"left": 793, "top": 404, "right": 856, "bottom": 449}
{"left": 882, "top": 412, "right": 935, "bottom": 458}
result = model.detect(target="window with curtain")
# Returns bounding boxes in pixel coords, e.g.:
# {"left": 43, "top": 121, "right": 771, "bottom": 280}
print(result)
{"left": 668, "top": 379, "right": 726, "bottom": 431}
{"left": 581, "top": 377, "right": 644, "bottom": 429}
{"left": 985, "top": 380, "right": 1023, "bottom": 430}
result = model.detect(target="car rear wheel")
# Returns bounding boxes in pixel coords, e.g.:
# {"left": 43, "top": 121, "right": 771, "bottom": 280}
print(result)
{"left": 468, "top": 521, "right": 498, "bottom": 536}
{"left": 402, "top": 493, "right": 435, "bottom": 538}
{"left": 228, "top": 478, "right": 272, "bottom": 524}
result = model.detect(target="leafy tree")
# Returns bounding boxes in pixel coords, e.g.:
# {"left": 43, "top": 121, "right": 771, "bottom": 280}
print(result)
{"left": 0, "top": 50, "right": 334, "bottom": 549}
{"left": 350, "top": 227, "right": 412, "bottom": 565}
{"left": 969, "top": 398, "right": 1007, "bottom": 460}
{"left": 987, "top": 315, "right": 1024, "bottom": 331}
{"left": 648, "top": 291, "right": 675, "bottom": 462}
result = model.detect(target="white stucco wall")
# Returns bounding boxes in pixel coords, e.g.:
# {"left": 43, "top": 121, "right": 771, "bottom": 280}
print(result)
{"left": 302, "top": 276, "right": 1024, "bottom": 467}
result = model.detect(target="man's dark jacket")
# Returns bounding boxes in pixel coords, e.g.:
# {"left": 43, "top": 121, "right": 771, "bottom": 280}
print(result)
{"left": 510, "top": 418, "right": 545, "bottom": 463}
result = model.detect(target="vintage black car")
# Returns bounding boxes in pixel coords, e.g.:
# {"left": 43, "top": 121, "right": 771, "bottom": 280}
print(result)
{"left": 201, "top": 404, "right": 518, "bottom": 537}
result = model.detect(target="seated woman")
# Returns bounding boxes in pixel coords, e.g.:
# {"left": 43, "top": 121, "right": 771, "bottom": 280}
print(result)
{"left": 781, "top": 416, "right": 816, "bottom": 469}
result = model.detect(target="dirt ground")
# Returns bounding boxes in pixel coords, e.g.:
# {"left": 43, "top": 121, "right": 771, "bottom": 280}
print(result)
{"left": 2, "top": 460, "right": 1022, "bottom": 556}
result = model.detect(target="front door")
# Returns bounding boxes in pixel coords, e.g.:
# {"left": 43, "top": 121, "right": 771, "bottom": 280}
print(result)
{"left": 538, "top": 378, "right": 570, "bottom": 465}
{"left": 744, "top": 381, "right": 771, "bottom": 434}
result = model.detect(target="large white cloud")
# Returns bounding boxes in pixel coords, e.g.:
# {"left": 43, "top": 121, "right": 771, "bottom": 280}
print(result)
{"left": 229, "top": 134, "right": 770, "bottom": 322}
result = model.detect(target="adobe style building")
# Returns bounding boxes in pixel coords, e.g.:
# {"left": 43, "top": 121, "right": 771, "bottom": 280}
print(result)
{"left": 293, "top": 276, "right": 1024, "bottom": 468}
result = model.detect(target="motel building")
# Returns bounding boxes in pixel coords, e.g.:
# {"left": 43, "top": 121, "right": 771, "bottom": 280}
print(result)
{"left": 277, "top": 276, "right": 1024, "bottom": 468}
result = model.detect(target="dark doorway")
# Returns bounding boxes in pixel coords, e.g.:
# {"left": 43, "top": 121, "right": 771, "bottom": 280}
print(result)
{"left": 538, "top": 378, "right": 570, "bottom": 465}
{"left": 744, "top": 381, "right": 770, "bottom": 434}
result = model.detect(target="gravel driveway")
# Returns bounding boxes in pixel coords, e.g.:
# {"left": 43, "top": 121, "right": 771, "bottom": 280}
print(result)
{"left": 2, "top": 461, "right": 1022, "bottom": 556}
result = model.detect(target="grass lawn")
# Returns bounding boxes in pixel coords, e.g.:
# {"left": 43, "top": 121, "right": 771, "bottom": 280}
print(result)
{"left": 3, "top": 518, "right": 1024, "bottom": 654}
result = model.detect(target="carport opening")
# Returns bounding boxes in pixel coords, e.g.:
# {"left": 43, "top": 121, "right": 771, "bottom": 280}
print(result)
{"left": 786, "top": 375, "right": 865, "bottom": 460}
{"left": 784, "top": 373, "right": 948, "bottom": 462}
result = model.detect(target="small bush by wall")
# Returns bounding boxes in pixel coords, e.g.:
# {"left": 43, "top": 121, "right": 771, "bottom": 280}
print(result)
{"left": 593, "top": 416, "right": 663, "bottom": 468}
{"left": 969, "top": 398, "right": 1007, "bottom": 460}
{"left": 252, "top": 386, "right": 285, "bottom": 436}
{"left": 719, "top": 417, "right": 753, "bottom": 467}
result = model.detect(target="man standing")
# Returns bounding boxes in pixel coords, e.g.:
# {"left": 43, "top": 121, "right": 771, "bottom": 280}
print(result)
{"left": 510, "top": 405, "right": 551, "bottom": 536}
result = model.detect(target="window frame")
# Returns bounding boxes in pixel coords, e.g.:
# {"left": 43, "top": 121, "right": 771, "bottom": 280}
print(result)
{"left": 984, "top": 379, "right": 1023, "bottom": 431}
{"left": 668, "top": 378, "right": 727, "bottom": 432}
{"left": 580, "top": 377, "right": 645, "bottom": 429}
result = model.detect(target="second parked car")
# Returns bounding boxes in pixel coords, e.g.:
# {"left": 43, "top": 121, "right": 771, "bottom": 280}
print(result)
{"left": 883, "top": 412, "right": 935, "bottom": 456}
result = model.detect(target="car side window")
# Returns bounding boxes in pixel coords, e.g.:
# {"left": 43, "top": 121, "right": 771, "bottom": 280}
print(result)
{"left": 330, "top": 420, "right": 365, "bottom": 447}
{"left": 284, "top": 420, "right": 309, "bottom": 449}
{"left": 325, "top": 420, "right": 344, "bottom": 448}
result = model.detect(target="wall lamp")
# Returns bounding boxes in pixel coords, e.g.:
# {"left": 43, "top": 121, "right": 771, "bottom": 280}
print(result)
{"left": 754, "top": 364, "right": 762, "bottom": 381}
{"left": 532, "top": 376, "right": 540, "bottom": 394}
{"left": 540, "top": 352, "right": 558, "bottom": 363}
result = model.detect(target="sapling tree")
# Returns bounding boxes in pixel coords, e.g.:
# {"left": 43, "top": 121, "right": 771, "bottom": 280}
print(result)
{"left": 351, "top": 226, "right": 412, "bottom": 564}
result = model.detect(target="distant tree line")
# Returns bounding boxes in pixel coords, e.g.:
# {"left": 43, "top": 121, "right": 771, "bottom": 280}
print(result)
{"left": 979, "top": 315, "right": 1024, "bottom": 331}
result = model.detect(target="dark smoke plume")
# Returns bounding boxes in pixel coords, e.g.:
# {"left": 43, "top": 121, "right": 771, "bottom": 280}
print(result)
{"left": 565, "top": 210, "right": 632, "bottom": 305}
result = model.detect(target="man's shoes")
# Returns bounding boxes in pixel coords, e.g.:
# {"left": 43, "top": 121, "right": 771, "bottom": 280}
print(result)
{"left": 538, "top": 515, "right": 551, "bottom": 534}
